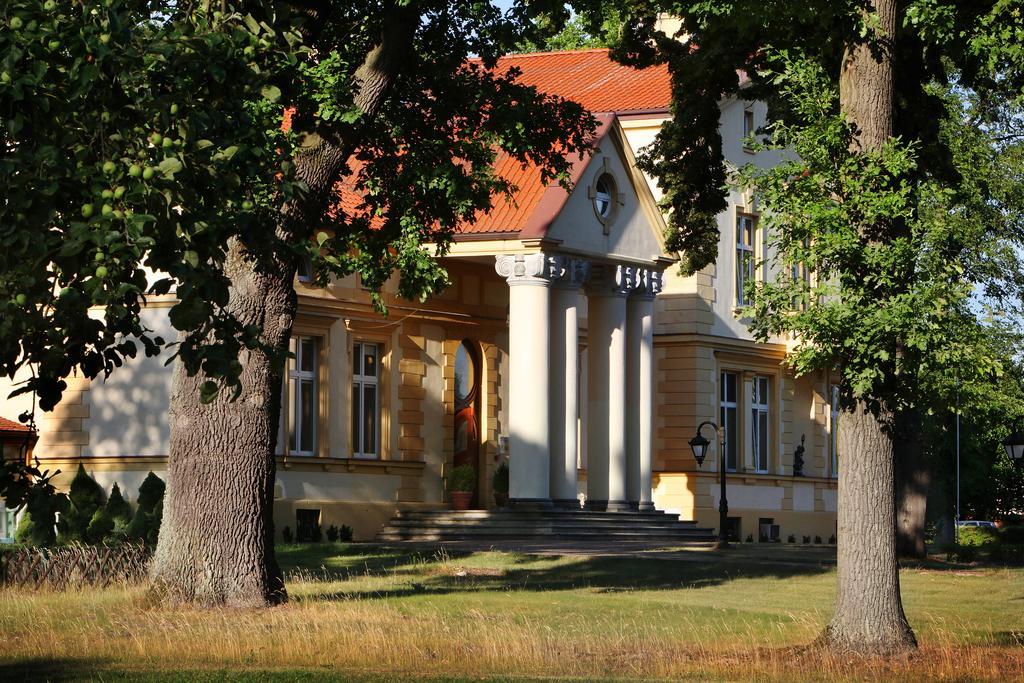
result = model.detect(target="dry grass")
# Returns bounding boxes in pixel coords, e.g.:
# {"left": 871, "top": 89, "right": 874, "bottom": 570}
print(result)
{"left": 0, "top": 545, "right": 1021, "bottom": 681}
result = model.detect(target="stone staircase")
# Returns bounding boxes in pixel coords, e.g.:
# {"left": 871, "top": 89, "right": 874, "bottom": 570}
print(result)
{"left": 375, "top": 508, "right": 716, "bottom": 544}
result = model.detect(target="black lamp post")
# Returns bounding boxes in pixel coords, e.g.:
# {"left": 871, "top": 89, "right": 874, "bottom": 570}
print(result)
{"left": 689, "top": 420, "right": 729, "bottom": 548}
{"left": 1004, "top": 426, "right": 1024, "bottom": 463}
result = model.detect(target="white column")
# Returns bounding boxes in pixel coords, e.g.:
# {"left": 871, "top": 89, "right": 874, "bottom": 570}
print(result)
{"left": 549, "top": 257, "right": 589, "bottom": 508}
{"left": 626, "top": 269, "right": 661, "bottom": 511}
{"left": 585, "top": 264, "right": 631, "bottom": 512}
{"left": 496, "top": 254, "right": 554, "bottom": 508}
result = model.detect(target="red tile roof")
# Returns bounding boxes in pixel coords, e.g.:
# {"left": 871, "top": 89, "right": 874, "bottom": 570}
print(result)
{"left": 457, "top": 50, "right": 669, "bottom": 236}
{"left": 330, "top": 49, "right": 669, "bottom": 238}
{"left": 493, "top": 48, "right": 671, "bottom": 114}
{"left": 0, "top": 416, "right": 32, "bottom": 433}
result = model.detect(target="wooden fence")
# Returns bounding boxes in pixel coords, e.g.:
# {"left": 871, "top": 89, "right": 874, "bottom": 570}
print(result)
{"left": 0, "top": 544, "right": 151, "bottom": 590}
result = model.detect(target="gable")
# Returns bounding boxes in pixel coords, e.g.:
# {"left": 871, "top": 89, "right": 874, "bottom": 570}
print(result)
{"left": 543, "top": 121, "right": 668, "bottom": 266}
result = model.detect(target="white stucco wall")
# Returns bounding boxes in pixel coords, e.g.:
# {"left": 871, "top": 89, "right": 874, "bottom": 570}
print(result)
{"left": 711, "top": 482, "right": 784, "bottom": 511}
{"left": 276, "top": 470, "right": 400, "bottom": 502}
{"left": 85, "top": 306, "right": 175, "bottom": 457}
{"left": 545, "top": 132, "right": 664, "bottom": 265}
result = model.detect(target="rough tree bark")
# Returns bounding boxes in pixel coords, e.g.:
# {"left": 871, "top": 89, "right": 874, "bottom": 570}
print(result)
{"left": 825, "top": 402, "right": 917, "bottom": 653}
{"left": 822, "top": 0, "right": 918, "bottom": 654}
{"left": 895, "top": 408, "right": 929, "bottom": 559}
{"left": 151, "top": 4, "right": 416, "bottom": 606}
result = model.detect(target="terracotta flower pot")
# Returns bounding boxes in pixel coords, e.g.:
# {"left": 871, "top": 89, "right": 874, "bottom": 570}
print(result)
{"left": 450, "top": 491, "right": 473, "bottom": 510}
{"left": 494, "top": 492, "right": 508, "bottom": 508}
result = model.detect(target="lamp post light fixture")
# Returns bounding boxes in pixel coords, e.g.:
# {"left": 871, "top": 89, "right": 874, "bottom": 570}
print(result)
{"left": 1004, "top": 425, "right": 1024, "bottom": 463}
{"left": 689, "top": 420, "right": 729, "bottom": 549}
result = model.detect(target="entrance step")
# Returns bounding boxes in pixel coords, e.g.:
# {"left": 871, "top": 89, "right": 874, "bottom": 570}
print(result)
{"left": 375, "top": 508, "right": 716, "bottom": 544}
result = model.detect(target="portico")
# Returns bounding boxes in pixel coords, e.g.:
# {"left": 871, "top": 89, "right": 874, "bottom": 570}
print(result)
{"left": 495, "top": 253, "right": 664, "bottom": 511}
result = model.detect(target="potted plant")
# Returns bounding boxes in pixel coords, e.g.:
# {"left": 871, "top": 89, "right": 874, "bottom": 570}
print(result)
{"left": 448, "top": 464, "right": 476, "bottom": 510}
{"left": 492, "top": 462, "right": 509, "bottom": 508}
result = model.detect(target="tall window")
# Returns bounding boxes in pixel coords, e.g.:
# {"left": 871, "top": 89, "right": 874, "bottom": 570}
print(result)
{"left": 743, "top": 108, "right": 755, "bottom": 148}
{"left": 790, "top": 238, "right": 811, "bottom": 310}
{"left": 736, "top": 213, "right": 758, "bottom": 306}
{"left": 352, "top": 342, "right": 380, "bottom": 459}
{"left": 288, "top": 336, "right": 318, "bottom": 455}
{"left": 297, "top": 255, "right": 313, "bottom": 283}
{"left": 752, "top": 376, "right": 770, "bottom": 473}
{"left": 720, "top": 372, "right": 739, "bottom": 472}
{"left": 830, "top": 384, "right": 840, "bottom": 477}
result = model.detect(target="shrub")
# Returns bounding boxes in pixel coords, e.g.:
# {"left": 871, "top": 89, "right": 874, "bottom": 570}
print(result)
{"left": 326, "top": 525, "right": 339, "bottom": 542}
{"left": 1001, "top": 525, "right": 1024, "bottom": 544}
{"left": 147, "top": 499, "right": 162, "bottom": 546}
{"left": 802, "top": 535, "right": 811, "bottom": 544}
{"left": 282, "top": 526, "right": 293, "bottom": 543}
{"left": 991, "top": 543, "right": 1024, "bottom": 564}
{"left": 787, "top": 534, "right": 796, "bottom": 543}
{"left": 958, "top": 525, "right": 999, "bottom": 547}
{"left": 58, "top": 464, "right": 106, "bottom": 543}
{"left": 14, "top": 512, "right": 38, "bottom": 546}
{"left": 310, "top": 523, "right": 322, "bottom": 543}
{"left": 942, "top": 542, "right": 977, "bottom": 563}
{"left": 828, "top": 534, "right": 836, "bottom": 544}
{"left": 745, "top": 534, "right": 754, "bottom": 543}
{"left": 136, "top": 472, "right": 165, "bottom": 513}
{"left": 124, "top": 473, "right": 165, "bottom": 546}
{"left": 86, "top": 507, "right": 115, "bottom": 543}
{"left": 448, "top": 464, "right": 476, "bottom": 493}
{"left": 124, "top": 509, "right": 150, "bottom": 543}
{"left": 105, "top": 483, "right": 132, "bottom": 526}
{"left": 814, "top": 535, "right": 822, "bottom": 544}
{"left": 340, "top": 524, "right": 354, "bottom": 542}
{"left": 492, "top": 462, "right": 509, "bottom": 495}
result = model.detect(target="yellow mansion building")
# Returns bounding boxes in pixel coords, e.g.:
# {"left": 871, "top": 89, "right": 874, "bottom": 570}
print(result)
{"left": 1, "top": 49, "right": 839, "bottom": 543}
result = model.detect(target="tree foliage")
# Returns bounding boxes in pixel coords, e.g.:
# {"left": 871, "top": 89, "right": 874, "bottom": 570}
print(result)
{"left": 0, "top": 0, "right": 595, "bottom": 412}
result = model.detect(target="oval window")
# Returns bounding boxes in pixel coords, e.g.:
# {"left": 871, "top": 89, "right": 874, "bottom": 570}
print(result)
{"left": 594, "top": 174, "right": 614, "bottom": 219}
{"left": 454, "top": 341, "right": 476, "bottom": 404}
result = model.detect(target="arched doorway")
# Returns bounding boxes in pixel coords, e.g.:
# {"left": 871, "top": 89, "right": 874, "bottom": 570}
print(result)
{"left": 453, "top": 339, "right": 482, "bottom": 508}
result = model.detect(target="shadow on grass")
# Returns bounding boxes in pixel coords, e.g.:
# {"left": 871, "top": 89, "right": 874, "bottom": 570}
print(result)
{"left": 0, "top": 659, "right": 536, "bottom": 682}
{"left": 277, "top": 543, "right": 476, "bottom": 581}
{"left": 295, "top": 551, "right": 837, "bottom": 602}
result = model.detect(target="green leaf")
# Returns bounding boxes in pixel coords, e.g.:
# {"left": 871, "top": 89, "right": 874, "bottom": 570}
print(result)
{"left": 199, "top": 380, "right": 219, "bottom": 404}
{"left": 158, "top": 157, "right": 183, "bottom": 177}
{"left": 260, "top": 85, "right": 282, "bottom": 103}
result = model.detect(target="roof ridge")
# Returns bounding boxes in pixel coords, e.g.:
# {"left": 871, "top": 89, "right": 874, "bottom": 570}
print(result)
{"left": 499, "top": 47, "right": 612, "bottom": 59}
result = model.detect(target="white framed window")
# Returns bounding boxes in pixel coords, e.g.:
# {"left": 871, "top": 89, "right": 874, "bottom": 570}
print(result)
{"left": 752, "top": 376, "right": 770, "bottom": 473}
{"left": 736, "top": 213, "right": 758, "bottom": 306}
{"left": 0, "top": 502, "right": 19, "bottom": 543}
{"left": 720, "top": 371, "right": 739, "bottom": 472}
{"left": 297, "top": 255, "right": 313, "bottom": 283}
{"left": 352, "top": 341, "right": 380, "bottom": 459}
{"left": 743, "top": 107, "right": 755, "bottom": 149}
{"left": 288, "top": 336, "right": 318, "bottom": 456}
{"left": 790, "top": 238, "right": 811, "bottom": 310}
{"left": 829, "top": 384, "right": 840, "bottom": 478}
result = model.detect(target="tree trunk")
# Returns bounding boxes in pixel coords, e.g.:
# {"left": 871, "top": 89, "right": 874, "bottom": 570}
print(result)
{"left": 151, "top": 8, "right": 416, "bottom": 606}
{"left": 824, "top": 400, "right": 917, "bottom": 654}
{"left": 823, "top": 0, "right": 918, "bottom": 654}
{"left": 895, "top": 409, "right": 929, "bottom": 559}
{"left": 151, "top": 240, "right": 294, "bottom": 607}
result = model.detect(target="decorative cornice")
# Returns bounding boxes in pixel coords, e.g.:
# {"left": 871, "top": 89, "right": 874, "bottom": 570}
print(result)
{"left": 585, "top": 263, "right": 632, "bottom": 298}
{"left": 629, "top": 268, "right": 663, "bottom": 300}
{"left": 495, "top": 253, "right": 555, "bottom": 286}
{"left": 548, "top": 255, "right": 591, "bottom": 289}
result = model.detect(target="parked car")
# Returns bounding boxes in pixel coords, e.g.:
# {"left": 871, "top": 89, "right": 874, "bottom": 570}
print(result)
{"left": 957, "top": 520, "right": 997, "bottom": 528}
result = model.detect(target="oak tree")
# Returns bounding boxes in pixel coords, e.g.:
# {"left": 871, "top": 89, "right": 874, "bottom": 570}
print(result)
{"left": 576, "top": 0, "right": 1024, "bottom": 655}
{"left": 1, "top": 0, "right": 593, "bottom": 605}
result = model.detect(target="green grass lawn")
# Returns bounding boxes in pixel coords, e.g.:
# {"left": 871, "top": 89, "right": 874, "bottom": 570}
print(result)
{"left": 0, "top": 543, "right": 1021, "bottom": 682}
